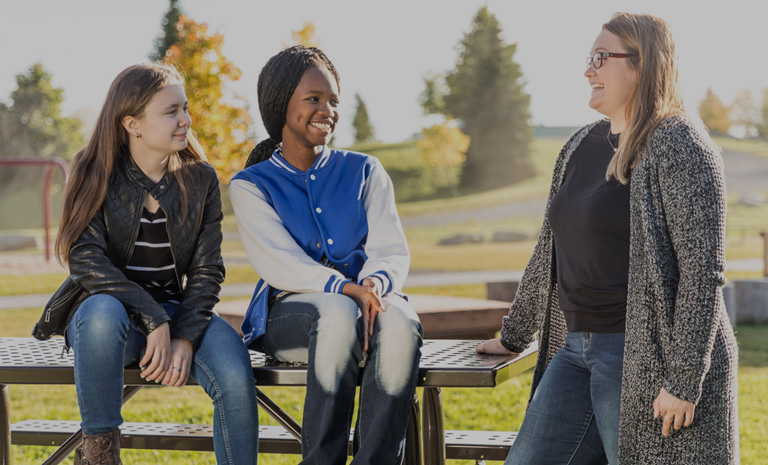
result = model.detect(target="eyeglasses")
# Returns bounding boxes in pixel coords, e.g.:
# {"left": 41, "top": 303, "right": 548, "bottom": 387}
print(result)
{"left": 586, "top": 52, "right": 637, "bottom": 69}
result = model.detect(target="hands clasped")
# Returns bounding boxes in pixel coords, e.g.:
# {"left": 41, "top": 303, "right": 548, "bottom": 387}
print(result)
{"left": 139, "top": 322, "right": 193, "bottom": 388}
{"left": 343, "top": 278, "right": 385, "bottom": 353}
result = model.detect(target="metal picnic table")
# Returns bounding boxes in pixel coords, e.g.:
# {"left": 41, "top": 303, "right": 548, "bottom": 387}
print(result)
{"left": 0, "top": 337, "right": 537, "bottom": 465}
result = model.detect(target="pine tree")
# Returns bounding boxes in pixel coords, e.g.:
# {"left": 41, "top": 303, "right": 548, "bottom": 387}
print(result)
{"left": 421, "top": 6, "right": 532, "bottom": 190}
{"left": 150, "top": 0, "right": 182, "bottom": 61}
{"left": 352, "top": 93, "right": 375, "bottom": 144}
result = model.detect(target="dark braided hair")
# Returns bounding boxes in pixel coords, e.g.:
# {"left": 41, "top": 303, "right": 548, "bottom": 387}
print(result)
{"left": 245, "top": 45, "right": 340, "bottom": 167}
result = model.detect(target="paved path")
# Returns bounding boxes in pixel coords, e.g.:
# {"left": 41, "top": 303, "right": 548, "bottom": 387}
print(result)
{"left": 0, "top": 269, "right": 526, "bottom": 310}
{"left": 399, "top": 148, "right": 768, "bottom": 228}
{"left": 3, "top": 261, "right": 766, "bottom": 311}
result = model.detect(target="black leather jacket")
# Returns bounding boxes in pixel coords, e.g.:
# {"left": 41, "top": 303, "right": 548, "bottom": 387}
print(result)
{"left": 33, "top": 155, "right": 225, "bottom": 348}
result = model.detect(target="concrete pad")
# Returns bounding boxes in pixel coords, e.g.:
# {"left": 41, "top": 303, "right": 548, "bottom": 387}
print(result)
{"left": 215, "top": 294, "right": 511, "bottom": 340}
{"left": 734, "top": 279, "right": 768, "bottom": 324}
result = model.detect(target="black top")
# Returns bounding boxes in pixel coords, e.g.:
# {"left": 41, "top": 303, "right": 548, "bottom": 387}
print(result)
{"left": 548, "top": 122, "right": 630, "bottom": 333}
{"left": 124, "top": 208, "right": 182, "bottom": 304}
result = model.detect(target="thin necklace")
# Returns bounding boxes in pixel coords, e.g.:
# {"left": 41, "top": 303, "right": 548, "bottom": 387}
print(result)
{"left": 607, "top": 133, "right": 618, "bottom": 152}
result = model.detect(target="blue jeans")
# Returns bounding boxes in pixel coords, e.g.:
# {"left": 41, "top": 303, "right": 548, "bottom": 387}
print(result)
{"left": 505, "top": 332, "right": 625, "bottom": 465}
{"left": 66, "top": 294, "right": 259, "bottom": 465}
{"left": 259, "top": 292, "right": 422, "bottom": 465}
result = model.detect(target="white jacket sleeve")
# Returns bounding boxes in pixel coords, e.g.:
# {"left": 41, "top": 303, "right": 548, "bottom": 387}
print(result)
{"left": 357, "top": 159, "right": 410, "bottom": 294}
{"left": 229, "top": 178, "right": 352, "bottom": 294}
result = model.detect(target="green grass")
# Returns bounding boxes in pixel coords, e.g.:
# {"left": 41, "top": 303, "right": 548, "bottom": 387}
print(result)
{"left": 396, "top": 138, "right": 563, "bottom": 218}
{"left": 0, "top": 271, "right": 67, "bottom": 296}
{"left": 714, "top": 136, "right": 768, "bottom": 160}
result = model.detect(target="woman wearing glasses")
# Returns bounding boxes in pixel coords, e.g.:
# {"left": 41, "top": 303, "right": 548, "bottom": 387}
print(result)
{"left": 477, "top": 12, "right": 738, "bottom": 464}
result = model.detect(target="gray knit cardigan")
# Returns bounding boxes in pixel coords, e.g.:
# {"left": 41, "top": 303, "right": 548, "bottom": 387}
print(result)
{"left": 501, "top": 117, "right": 739, "bottom": 464}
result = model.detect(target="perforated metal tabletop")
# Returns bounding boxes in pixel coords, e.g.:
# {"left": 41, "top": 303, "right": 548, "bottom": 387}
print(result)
{"left": 0, "top": 337, "right": 537, "bottom": 387}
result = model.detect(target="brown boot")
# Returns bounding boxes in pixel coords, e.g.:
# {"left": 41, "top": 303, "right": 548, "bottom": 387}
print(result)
{"left": 81, "top": 429, "right": 122, "bottom": 465}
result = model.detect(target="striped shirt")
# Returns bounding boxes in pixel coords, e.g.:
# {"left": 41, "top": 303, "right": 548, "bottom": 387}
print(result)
{"left": 123, "top": 208, "right": 182, "bottom": 304}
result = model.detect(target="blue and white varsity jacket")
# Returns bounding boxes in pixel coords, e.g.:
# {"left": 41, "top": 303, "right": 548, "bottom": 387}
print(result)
{"left": 229, "top": 146, "right": 410, "bottom": 346}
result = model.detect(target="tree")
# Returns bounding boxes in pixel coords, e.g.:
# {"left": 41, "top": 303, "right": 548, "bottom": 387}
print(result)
{"left": 150, "top": 0, "right": 182, "bottom": 61}
{"left": 756, "top": 88, "right": 768, "bottom": 139}
{"left": 698, "top": 88, "right": 730, "bottom": 136}
{"left": 730, "top": 88, "right": 759, "bottom": 138}
{"left": 158, "top": 13, "right": 253, "bottom": 181}
{"left": 352, "top": 93, "right": 375, "bottom": 144}
{"left": 0, "top": 63, "right": 84, "bottom": 162}
{"left": 421, "top": 7, "right": 532, "bottom": 190}
{"left": 291, "top": 22, "right": 321, "bottom": 48}
{"left": 417, "top": 119, "right": 470, "bottom": 196}
{"left": 0, "top": 63, "right": 84, "bottom": 225}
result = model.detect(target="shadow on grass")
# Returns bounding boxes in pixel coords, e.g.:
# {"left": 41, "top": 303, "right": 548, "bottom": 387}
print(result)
{"left": 734, "top": 324, "right": 768, "bottom": 367}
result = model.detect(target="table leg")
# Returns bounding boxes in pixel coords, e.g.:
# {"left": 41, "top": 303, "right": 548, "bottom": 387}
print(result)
{"left": 41, "top": 386, "right": 143, "bottom": 465}
{"left": 422, "top": 387, "right": 445, "bottom": 465}
{"left": 404, "top": 392, "right": 423, "bottom": 465}
{"left": 255, "top": 388, "right": 302, "bottom": 441}
{"left": 1, "top": 384, "right": 10, "bottom": 465}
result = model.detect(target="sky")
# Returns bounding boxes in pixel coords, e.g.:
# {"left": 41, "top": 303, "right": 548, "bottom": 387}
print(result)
{"left": 1, "top": 0, "right": 766, "bottom": 147}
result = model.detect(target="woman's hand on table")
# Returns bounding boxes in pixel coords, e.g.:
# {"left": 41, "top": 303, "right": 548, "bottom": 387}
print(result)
{"left": 475, "top": 338, "right": 518, "bottom": 356}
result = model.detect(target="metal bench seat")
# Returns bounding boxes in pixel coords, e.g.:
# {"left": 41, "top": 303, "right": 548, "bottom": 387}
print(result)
{"left": 11, "top": 420, "right": 516, "bottom": 461}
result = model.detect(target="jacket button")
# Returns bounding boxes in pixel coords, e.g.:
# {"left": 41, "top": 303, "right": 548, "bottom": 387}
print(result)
{"left": 310, "top": 174, "right": 316, "bottom": 181}
{"left": 343, "top": 263, "right": 349, "bottom": 268}
{"left": 327, "top": 238, "right": 334, "bottom": 245}
{"left": 159, "top": 185, "right": 166, "bottom": 190}
{"left": 316, "top": 243, "right": 322, "bottom": 248}
{"left": 316, "top": 207, "right": 322, "bottom": 213}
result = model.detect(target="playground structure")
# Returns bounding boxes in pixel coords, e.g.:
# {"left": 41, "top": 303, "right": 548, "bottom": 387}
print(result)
{"left": 0, "top": 157, "right": 69, "bottom": 262}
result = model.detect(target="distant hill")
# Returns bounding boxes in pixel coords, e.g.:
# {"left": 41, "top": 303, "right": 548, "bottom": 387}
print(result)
{"left": 533, "top": 125, "right": 580, "bottom": 138}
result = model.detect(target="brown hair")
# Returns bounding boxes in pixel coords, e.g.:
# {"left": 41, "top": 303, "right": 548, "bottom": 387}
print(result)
{"left": 603, "top": 12, "right": 686, "bottom": 183}
{"left": 56, "top": 62, "right": 207, "bottom": 264}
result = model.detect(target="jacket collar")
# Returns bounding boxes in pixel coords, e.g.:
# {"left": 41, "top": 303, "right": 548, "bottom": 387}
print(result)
{"left": 120, "top": 150, "right": 174, "bottom": 199}
{"left": 268, "top": 146, "right": 332, "bottom": 174}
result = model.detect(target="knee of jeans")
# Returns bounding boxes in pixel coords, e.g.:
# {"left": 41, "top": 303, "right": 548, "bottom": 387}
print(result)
{"left": 210, "top": 365, "right": 256, "bottom": 403}
{"left": 311, "top": 294, "right": 361, "bottom": 393}
{"left": 74, "top": 295, "right": 130, "bottom": 334}
{"left": 372, "top": 302, "right": 422, "bottom": 396}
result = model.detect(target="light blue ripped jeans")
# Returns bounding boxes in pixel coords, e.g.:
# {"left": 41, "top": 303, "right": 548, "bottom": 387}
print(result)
{"left": 259, "top": 292, "right": 423, "bottom": 465}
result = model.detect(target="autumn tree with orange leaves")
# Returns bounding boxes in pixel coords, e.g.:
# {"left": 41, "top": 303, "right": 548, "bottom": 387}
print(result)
{"left": 152, "top": 4, "right": 253, "bottom": 181}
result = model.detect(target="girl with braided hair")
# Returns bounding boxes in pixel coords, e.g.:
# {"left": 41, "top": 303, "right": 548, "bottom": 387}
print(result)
{"left": 230, "top": 46, "right": 422, "bottom": 464}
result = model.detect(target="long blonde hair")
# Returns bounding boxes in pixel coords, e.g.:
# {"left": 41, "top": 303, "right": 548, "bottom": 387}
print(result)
{"left": 604, "top": 12, "right": 686, "bottom": 184}
{"left": 56, "top": 63, "right": 207, "bottom": 264}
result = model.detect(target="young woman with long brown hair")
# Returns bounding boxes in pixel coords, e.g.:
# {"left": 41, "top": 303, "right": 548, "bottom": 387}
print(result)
{"left": 478, "top": 12, "right": 738, "bottom": 464}
{"left": 33, "top": 63, "right": 259, "bottom": 465}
